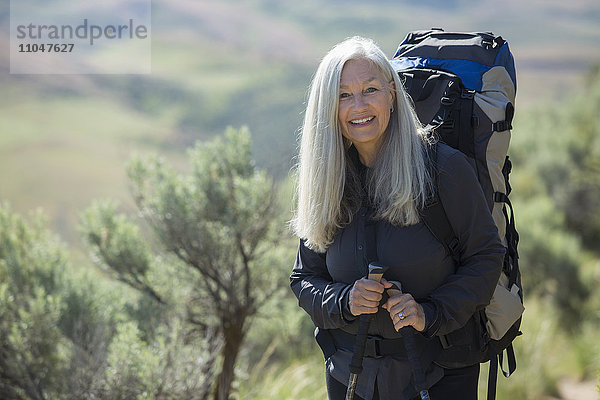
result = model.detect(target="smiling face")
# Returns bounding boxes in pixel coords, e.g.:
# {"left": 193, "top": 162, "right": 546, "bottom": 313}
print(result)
{"left": 338, "top": 58, "right": 395, "bottom": 166}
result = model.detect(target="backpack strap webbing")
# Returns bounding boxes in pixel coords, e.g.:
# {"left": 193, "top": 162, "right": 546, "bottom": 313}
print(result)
{"left": 488, "top": 354, "right": 499, "bottom": 400}
{"left": 500, "top": 343, "right": 517, "bottom": 377}
{"left": 494, "top": 158, "right": 521, "bottom": 291}
{"left": 487, "top": 343, "right": 517, "bottom": 400}
{"left": 420, "top": 142, "right": 461, "bottom": 266}
{"left": 458, "top": 89, "right": 476, "bottom": 159}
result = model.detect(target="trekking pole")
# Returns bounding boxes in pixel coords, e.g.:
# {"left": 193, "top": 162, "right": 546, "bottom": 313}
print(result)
{"left": 387, "top": 281, "right": 431, "bottom": 400}
{"left": 345, "top": 263, "right": 388, "bottom": 400}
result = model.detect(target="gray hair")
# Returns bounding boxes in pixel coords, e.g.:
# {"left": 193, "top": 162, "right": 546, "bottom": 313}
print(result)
{"left": 292, "top": 36, "right": 432, "bottom": 252}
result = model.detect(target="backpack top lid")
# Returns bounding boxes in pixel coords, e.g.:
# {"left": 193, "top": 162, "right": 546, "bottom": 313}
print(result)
{"left": 390, "top": 29, "right": 517, "bottom": 94}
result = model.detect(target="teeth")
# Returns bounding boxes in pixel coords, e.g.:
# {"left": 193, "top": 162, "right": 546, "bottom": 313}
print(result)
{"left": 350, "top": 116, "right": 374, "bottom": 124}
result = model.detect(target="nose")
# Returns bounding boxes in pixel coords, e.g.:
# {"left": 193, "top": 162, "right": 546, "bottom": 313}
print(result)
{"left": 351, "top": 93, "right": 368, "bottom": 110}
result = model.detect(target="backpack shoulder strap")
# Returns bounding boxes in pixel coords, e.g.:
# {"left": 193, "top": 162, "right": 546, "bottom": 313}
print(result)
{"left": 420, "top": 142, "right": 461, "bottom": 266}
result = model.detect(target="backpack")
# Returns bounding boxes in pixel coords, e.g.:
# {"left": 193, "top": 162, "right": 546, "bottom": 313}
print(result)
{"left": 391, "top": 29, "right": 523, "bottom": 400}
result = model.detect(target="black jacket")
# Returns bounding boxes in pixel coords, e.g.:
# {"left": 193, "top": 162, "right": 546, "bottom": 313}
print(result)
{"left": 290, "top": 143, "right": 505, "bottom": 399}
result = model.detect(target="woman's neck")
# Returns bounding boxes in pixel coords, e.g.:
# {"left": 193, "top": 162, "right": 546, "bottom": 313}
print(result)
{"left": 355, "top": 146, "right": 377, "bottom": 167}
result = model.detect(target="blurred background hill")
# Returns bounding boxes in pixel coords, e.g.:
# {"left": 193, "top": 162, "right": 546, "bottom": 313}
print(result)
{"left": 1, "top": 0, "right": 599, "bottom": 245}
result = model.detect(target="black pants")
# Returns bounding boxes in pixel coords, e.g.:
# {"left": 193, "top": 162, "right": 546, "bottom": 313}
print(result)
{"left": 326, "top": 364, "right": 480, "bottom": 400}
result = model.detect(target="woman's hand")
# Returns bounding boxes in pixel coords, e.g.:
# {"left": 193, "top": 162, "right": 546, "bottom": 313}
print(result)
{"left": 348, "top": 278, "right": 392, "bottom": 316}
{"left": 383, "top": 292, "right": 426, "bottom": 332}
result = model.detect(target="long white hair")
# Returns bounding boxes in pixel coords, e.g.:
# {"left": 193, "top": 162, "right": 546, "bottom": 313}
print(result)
{"left": 291, "top": 36, "right": 433, "bottom": 253}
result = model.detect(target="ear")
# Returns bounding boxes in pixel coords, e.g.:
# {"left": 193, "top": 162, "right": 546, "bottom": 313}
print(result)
{"left": 388, "top": 80, "right": 396, "bottom": 108}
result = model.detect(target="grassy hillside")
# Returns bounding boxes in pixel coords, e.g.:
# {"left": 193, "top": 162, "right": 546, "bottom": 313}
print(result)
{"left": 1, "top": 0, "right": 599, "bottom": 244}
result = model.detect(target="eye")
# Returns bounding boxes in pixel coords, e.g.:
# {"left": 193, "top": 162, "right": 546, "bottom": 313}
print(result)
{"left": 339, "top": 92, "right": 351, "bottom": 100}
{"left": 364, "top": 87, "right": 379, "bottom": 95}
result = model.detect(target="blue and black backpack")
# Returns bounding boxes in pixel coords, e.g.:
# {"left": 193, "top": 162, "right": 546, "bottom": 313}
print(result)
{"left": 391, "top": 29, "right": 524, "bottom": 400}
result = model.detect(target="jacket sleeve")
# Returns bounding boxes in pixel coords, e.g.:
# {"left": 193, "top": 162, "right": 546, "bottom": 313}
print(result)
{"left": 290, "top": 239, "right": 352, "bottom": 329}
{"left": 424, "top": 150, "right": 505, "bottom": 337}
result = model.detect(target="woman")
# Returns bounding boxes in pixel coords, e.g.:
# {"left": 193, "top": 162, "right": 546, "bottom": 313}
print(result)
{"left": 289, "top": 36, "right": 504, "bottom": 400}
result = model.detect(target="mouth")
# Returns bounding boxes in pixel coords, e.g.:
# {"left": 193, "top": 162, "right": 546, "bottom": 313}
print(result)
{"left": 349, "top": 116, "right": 375, "bottom": 125}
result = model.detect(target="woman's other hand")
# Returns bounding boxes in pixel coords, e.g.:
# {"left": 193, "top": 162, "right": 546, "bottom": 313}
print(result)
{"left": 383, "top": 292, "right": 426, "bottom": 332}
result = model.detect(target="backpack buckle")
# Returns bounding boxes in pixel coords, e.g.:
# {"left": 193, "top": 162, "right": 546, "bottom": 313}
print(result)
{"left": 364, "top": 337, "right": 383, "bottom": 358}
{"left": 448, "top": 237, "right": 461, "bottom": 264}
{"left": 440, "top": 96, "right": 455, "bottom": 106}
{"left": 493, "top": 120, "right": 512, "bottom": 132}
{"left": 461, "top": 89, "right": 475, "bottom": 99}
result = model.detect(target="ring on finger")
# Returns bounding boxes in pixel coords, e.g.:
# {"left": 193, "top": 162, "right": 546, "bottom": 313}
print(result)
{"left": 397, "top": 312, "right": 406, "bottom": 320}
